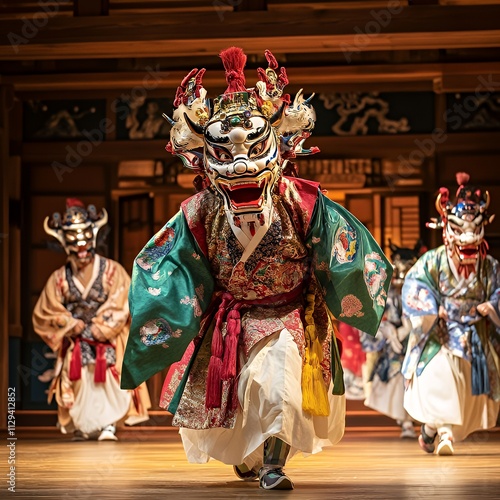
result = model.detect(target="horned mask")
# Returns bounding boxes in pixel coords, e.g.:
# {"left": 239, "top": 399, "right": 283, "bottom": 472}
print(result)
{"left": 165, "top": 47, "right": 318, "bottom": 228}
{"left": 429, "top": 172, "right": 495, "bottom": 276}
{"left": 44, "top": 198, "right": 108, "bottom": 266}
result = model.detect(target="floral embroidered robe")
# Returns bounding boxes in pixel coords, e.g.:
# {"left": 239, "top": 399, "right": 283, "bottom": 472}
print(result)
{"left": 402, "top": 245, "right": 500, "bottom": 400}
{"left": 122, "top": 177, "right": 391, "bottom": 428}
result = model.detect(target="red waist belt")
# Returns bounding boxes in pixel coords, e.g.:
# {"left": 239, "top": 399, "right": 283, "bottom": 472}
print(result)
{"left": 206, "top": 285, "right": 304, "bottom": 410}
{"left": 69, "top": 337, "right": 115, "bottom": 384}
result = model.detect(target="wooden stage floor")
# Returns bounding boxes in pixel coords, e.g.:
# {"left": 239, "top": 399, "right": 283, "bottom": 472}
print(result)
{"left": 7, "top": 429, "right": 500, "bottom": 499}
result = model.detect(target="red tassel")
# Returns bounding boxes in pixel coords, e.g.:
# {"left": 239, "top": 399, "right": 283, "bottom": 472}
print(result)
{"left": 222, "top": 309, "right": 240, "bottom": 380}
{"left": 212, "top": 319, "right": 224, "bottom": 358}
{"left": 205, "top": 356, "right": 223, "bottom": 409}
{"left": 219, "top": 47, "right": 247, "bottom": 93}
{"left": 205, "top": 295, "right": 233, "bottom": 409}
{"left": 211, "top": 296, "right": 229, "bottom": 358}
{"left": 94, "top": 343, "right": 107, "bottom": 383}
{"left": 69, "top": 338, "right": 82, "bottom": 381}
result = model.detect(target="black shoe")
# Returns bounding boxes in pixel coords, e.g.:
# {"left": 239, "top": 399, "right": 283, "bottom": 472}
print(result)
{"left": 418, "top": 424, "right": 437, "bottom": 453}
{"left": 71, "top": 430, "right": 89, "bottom": 442}
{"left": 233, "top": 463, "right": 259, "bottom": 482}
{"left": 259, "top": 468, "right": 294, "bottom": 490}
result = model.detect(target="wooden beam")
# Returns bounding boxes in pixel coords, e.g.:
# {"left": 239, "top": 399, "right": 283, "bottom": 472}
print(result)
{"left": 234, "top": 0, "right": 268, "bottom": 11}
{"left": 268, "top": 1, "right": 412, "bottom": 9}
{"left": 18, "top": 132, "right": 500, "bottom": 164}
{"left": 0, "top": 1, "right": 218, "bottom": 19}
{"left": 11, "top": 32, "right": 493, "bottom": 62}
{"left": 1, "top": 6, "right": 500, "bottom": 60}
{"left": 3, "top": 62, "right": 499, "bottom": 92}
{"left": 439, "top": 0, "right": 500, "bottom": 4}
{"left": 73, "top": 0, "right": 110, "bottom": 17}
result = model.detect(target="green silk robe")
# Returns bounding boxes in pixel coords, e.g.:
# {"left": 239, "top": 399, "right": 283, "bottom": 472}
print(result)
{"left": 122, "top": 177, "right": 392, "bottom": 422}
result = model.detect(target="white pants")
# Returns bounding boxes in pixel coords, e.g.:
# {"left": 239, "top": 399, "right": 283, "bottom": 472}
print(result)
{"left": 180, "top": 329, "right": 346, "bottom": 467}
{"left": 404, "top": 347, "right": 499, "bottom": 441}
{"left": 68, "top": 365, "right": 131, "bottom": 434}
{"left": 365, "top": 373, "right": 407, "bottom": 422}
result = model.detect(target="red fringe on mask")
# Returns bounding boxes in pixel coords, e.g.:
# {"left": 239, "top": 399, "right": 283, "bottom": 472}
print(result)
{"left": 220, "top": 47, "right": 247, "bottom": 94}
{"left": 66, "top": 198, "right": 85, "bottom": 209}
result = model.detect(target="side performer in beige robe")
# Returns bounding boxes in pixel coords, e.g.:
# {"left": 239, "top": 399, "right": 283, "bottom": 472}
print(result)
{"left": 33, "top": 198, "right": 150, "bottom": 440}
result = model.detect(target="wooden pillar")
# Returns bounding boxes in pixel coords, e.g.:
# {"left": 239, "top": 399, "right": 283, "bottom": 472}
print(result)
{"left": 0, "top": 85, "right": 12, "bottom": 429}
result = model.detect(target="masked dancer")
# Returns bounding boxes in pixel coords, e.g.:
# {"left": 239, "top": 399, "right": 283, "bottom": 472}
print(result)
{"left": 33, "top": 199, "right": 150, "bottom": 441}
{"left": 362, "top": 241, "right": 424, "bottom": 438}
{"left": 402, "top": 173, "right": 500, "bottom": 455}
{"left": 122, "top": 47, "right": 391, "bottom": 489}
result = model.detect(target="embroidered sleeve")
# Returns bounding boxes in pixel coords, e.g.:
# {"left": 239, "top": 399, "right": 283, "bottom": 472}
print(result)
{"left": 307, "top": 192, "right": 392, "bottom": 336}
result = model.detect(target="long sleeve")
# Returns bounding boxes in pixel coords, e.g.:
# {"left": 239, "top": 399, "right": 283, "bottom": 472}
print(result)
{"left": 401, "top": 247, "right": 446, "bottom": 379}
{"left": 402, "top": 248, "right": 442, "bottom": 336}
{"left": 121, "top": 210, "right": 215, "bottom": 389}
{"left": 307, "top": 192, "right": 392, "bottom": 336}
{"left": 32, "top": 267, "right": 77, "bottom": 352}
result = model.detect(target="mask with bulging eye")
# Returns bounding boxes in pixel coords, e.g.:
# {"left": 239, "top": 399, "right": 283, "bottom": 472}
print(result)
{"left": 44, "top": 200, "right": 108, "bottom": 266}
{"left": 432, "top": 172, "right": 495, "bottom": 276}
{"left": 165, "top": 47, "right": 320, "bottom": 233}
{"left": 204, "top": 110, "right": 281, "bottom": 219}
{"left": 63, "top": 226, "right": 95, "bottom": 264}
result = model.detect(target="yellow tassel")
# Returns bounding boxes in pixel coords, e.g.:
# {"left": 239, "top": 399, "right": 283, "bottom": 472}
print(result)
{"left": 311, "top": 337, "right": 330, "bottom": 416}
{"left": 301, "top": 363, "right": 315, "bottom": 413}
{"left": 301, "top": 287, "right": 330, "bottom": 416}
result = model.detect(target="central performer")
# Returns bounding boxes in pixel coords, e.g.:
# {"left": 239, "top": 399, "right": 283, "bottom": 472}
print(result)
{"left": 122, "top": 47, "right": 391, "bottom": 490}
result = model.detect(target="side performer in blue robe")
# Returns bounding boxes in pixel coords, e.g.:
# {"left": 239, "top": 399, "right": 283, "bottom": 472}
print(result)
{"left": 402, "top": 173, "right": 500, "bottom": 456}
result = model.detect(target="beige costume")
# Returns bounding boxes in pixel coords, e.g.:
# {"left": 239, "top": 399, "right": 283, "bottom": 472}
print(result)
{"left": 33, "top": 254, "right": 150, "bottom": 436}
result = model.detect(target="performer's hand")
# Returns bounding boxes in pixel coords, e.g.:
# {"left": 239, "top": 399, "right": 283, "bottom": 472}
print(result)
{"left": 438, "top": 306, "right": 448, "bottom": 320}
{"left": 71, "top": 319, "right": 85, "bottom": 336}
{"left": 477, "top": 301, "right": 493, "bottom": 317}
{"left": 397, "top": 317, "right": 412, "bottom": 342}
{"left": 379, "top": 322, "right": 403, "bottom": 353}
{"left": 379, "top": 322, "right": 397, "bottom": 340}
{"left": 477, "top": 301, "right": 500, "bottom": 327}
{"left": 90, "top": 324, "right": 106, "bottom": 342}
{"left": 388, "top": 334, "right": 403, "bottom": 354}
